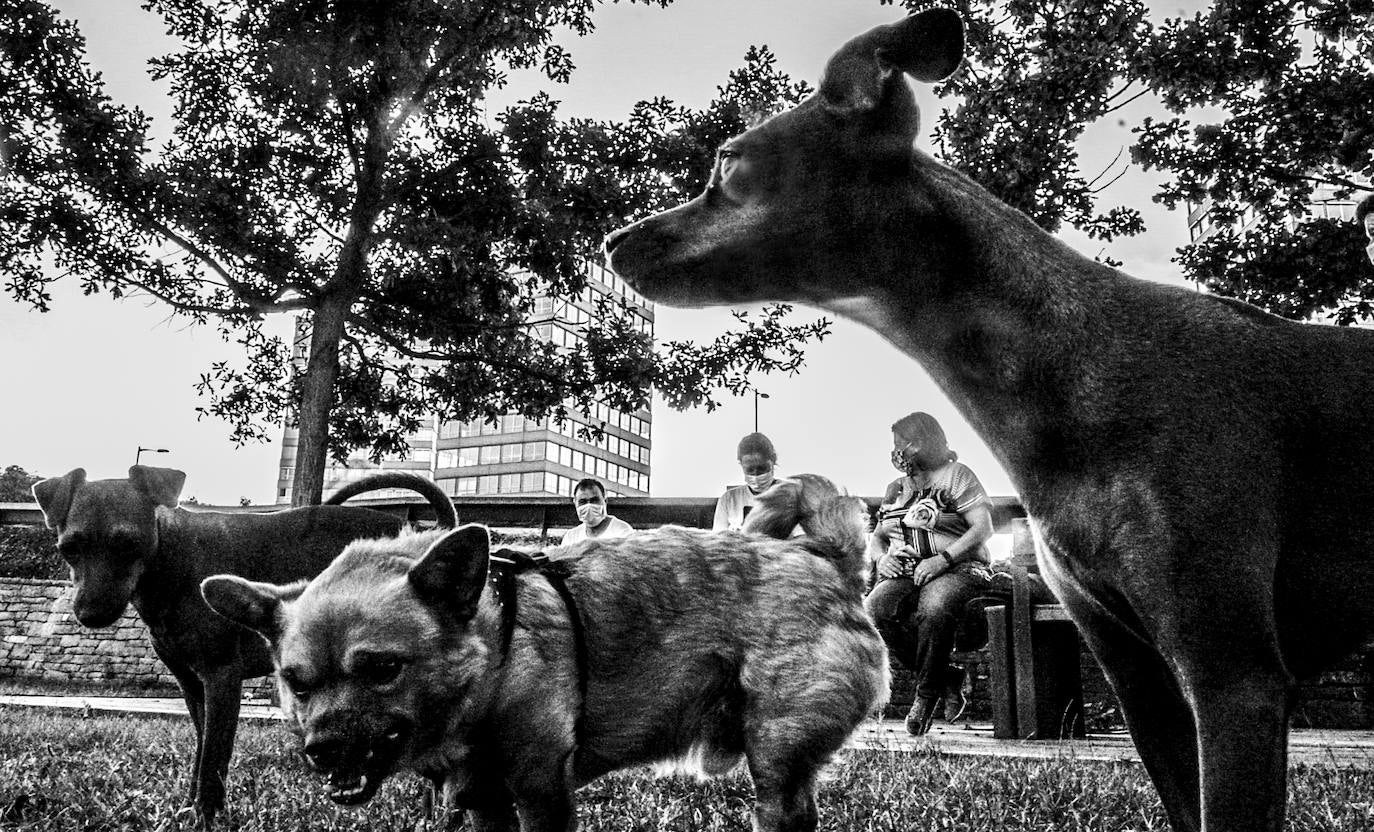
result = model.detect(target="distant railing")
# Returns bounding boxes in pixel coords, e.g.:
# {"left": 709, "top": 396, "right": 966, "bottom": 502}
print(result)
{"left": 1, "top": 495, "right": 1028, "bottom": 540}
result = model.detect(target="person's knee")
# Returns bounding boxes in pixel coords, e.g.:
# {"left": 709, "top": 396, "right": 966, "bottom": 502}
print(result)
{"left": 864, "top": 579, "right": 909, "bottom": 623}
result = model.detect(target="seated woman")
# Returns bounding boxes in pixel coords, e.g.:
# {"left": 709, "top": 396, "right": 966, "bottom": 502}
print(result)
{"left": 866, "top": 411, "right": 994, "bottom": 735}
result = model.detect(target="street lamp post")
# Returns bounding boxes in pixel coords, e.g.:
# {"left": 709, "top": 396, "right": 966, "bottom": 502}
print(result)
{"left": 753, "top": 391, "right": 770, "bottom": 433}
{"left": 135, "top": 447, "right": 170, "bottom": 466}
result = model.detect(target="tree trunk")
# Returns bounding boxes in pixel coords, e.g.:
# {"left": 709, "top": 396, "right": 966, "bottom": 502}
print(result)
{"left": 290, "top": 289, "right": 352, "bottom": 506}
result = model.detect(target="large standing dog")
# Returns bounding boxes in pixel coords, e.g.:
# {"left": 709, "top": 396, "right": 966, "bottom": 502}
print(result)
{"left": 604, "top": 9, "right": 1374, "bottom": 832}
{"left": 31, "top": 466, "right": 457, "bottom": 824}
{"left": 201, "top": 475, "right": 885, "bottom": 831}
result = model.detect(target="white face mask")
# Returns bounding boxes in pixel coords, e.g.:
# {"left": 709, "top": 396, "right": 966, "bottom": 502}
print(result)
{"left": 1366, "top": 240, "right": 1374, "bottom": 267}
{"left": 744, "top": 470, "right": 775, "bottom": 492}
{"left": 576, "top": 503, "right": 606, "bottom": 527}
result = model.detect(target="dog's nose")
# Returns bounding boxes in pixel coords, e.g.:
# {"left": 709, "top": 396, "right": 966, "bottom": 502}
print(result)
{"left": 303, "top": 737, "right": 344, "bottom": 771}
{"left": 603, "top": 223, "right": 633, "bottom": 255}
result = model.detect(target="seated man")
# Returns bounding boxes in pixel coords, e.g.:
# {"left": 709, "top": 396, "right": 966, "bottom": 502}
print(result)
{"left": 560, "top": 477, "right": 634, "bottom": 544}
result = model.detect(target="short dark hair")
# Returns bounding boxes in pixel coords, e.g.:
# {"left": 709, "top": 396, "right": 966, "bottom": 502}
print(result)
{"left": 572, "top": 477, "right": 606, "bottom": 499}
{"left": 736, "top": 432, "right": 777, "bottom": 462}
{"left": 1357, "top": 193, "right": 1374, "bottom": 228}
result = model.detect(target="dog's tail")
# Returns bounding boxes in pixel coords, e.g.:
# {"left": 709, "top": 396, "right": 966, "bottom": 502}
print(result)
{"left": 744, "top": 474, "right": 868, "bottom": 588}
{"left": 323, "top": 473, "right": 458, "bottom": 528}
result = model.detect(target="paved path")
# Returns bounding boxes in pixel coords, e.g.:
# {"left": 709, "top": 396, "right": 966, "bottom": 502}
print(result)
{"left": 5, "top": 694, "right": 1374, "bottom": 769}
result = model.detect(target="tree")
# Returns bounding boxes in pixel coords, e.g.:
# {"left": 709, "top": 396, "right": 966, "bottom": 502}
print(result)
{"left": 0, "top": 465, "right": 41, "bottom": 502}
{"left": 893, "top": 0, "right": 1151, "bottom": 251}
{"left": 0, "top": 0, "right": 827, "bottom": 505}
{"left": 1130, "top": 0, "right": 1374, "bottom": 322}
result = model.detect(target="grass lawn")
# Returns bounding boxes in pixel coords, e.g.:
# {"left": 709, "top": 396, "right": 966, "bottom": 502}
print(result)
{"left": 2, "top": 706, "right": 1373, "bottom": 830}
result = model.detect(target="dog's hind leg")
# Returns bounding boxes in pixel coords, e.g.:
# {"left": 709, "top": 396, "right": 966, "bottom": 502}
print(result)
{"left": 743, "top": 624, "right": 884, "bottom": 831}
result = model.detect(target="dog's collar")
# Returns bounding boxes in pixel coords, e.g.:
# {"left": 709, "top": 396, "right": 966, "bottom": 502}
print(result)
{"left": 486, "top": 548, "right": 589, "bottom": 721}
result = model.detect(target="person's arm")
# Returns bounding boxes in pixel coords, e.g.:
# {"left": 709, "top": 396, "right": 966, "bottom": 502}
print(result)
{"left": 712, "top": 489, "right": 733, "bottom": 531}
{"left": 912, "top": 501, "right": 993, "bottom": 584}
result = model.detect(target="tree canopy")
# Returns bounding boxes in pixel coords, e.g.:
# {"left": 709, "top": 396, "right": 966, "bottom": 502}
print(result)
{"left": 895, "top": 0, "right": 1150, "bottom": 252}
{"left": 0, "top": 0, "right": 827, "bottom": 504}
{"left": 1131, "top": 0, "right": 1374, "bottom": 322}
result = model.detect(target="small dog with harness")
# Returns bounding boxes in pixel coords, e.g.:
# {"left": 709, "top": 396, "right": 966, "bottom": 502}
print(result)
{"left": 200, "top": 474, "right": 885, "bottom": 832}
{"left": 31, "top": 466, "right": 457, "bottom": 824}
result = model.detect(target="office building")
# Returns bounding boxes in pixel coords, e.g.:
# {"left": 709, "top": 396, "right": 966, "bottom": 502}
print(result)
{"left": 275, "top": 260, "right": 653, "bottom": 502}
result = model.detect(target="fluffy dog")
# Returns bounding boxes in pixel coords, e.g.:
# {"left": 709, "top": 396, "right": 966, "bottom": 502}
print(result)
{"left": 31, "top": 466, "right": 457, "bottom": 824}
{"left": 201, "top": 476, "right": 885, "bottom": 832}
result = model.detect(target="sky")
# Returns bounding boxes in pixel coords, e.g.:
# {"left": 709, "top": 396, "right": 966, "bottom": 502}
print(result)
{"left": 0, "top": 0, "right": 1208, "bottom": 505}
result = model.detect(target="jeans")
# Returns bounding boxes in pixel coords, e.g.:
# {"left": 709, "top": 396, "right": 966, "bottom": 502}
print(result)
{"left": 865, "top": 569, "right": 984, "bottom": 702}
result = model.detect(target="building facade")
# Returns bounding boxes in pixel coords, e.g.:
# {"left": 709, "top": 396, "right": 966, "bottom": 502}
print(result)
{"left": 275, "top": 260, "right": 653, "bottom": 503}
{"left": 1186, "top": 182, "right": 1364, "bottom": 244}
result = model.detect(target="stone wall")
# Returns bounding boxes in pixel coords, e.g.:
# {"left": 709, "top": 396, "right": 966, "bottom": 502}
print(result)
{"left": 3, "top": 577, "right": 1370, "bottom": 729}
{"left": 0, "top": 577, "right": 275, "bottom": 699}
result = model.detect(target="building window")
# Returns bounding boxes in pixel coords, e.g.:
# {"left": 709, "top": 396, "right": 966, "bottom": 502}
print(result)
{"left": 500, "top": 443, "right": 520, "bottom": 463}
{"left": 477, "top": 475, "right": 497, "bottom": 495}
{"left": 499, "top": 473, "right": 520, "bottom": 493}
{"left": 436, "top": 449, "right": 458, "bottom": 469}
{"left": 459, "top": 447, "right": 479, "bottom": 467}
{"left": 479, "top": 445, "right": 501, "bottom": 465}
{"left": 500, "top": 414, "right": 523, "bottom": 433}
{"left": 280, "top": 467, "right": 294, "bottom": 480}
{"left": 457, "top": 477, "right": 477, "bottom": 496}
{"left": 521, "top": 471, "right": 545, "bottom": 493}
{"left": 411, "top": 448, "right": 432, "bottom": 463}
{"left": 439, "top": 421, "right": 463, "bottom": 439}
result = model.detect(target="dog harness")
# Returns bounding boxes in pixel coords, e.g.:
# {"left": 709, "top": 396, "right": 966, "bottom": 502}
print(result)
{"left": 486, "top": 549, "right": 590, "bottom": 719}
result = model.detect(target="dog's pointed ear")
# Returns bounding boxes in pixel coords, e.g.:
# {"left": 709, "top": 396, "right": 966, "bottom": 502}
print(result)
{"left": 820, "top": 8, "right": 964, "bottom": 113}
{"left": 32, "top": 468, "right": 86, "bottom": 529}
{"left": 201, "top": 575, "right": 301, "bottom": 643}
{"left": 128, "top": 466, "right": 186, "bottom": 508}
{"left": 408, "top": 524, "right": 491, "bottom": 621}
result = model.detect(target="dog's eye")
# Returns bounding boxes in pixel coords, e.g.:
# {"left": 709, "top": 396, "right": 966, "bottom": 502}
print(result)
{"left": 718, "top": 149, "right": 741, "bottom": 182}
{"left": 359, "top": 658, "right": 404, "bottom": 687}
{"left": 281, "top": 670, "right": 316, "bottom": 700}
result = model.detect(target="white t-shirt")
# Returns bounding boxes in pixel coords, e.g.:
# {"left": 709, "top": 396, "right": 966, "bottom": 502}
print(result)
{"left": 560, "top": 515, "right": 634, "bottom": 545}
{"left": 712, "top": 481, "right": 803, "bottom": 535}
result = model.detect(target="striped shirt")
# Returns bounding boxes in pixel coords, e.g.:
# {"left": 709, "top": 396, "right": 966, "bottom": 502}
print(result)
{"left": 877, "top": 462, "right": 990, "bottom": 564}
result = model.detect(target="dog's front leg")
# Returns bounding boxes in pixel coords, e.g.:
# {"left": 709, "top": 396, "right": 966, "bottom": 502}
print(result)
{"left": 152, "top": 643, "right": 208, "bottom": 809}
{"left": 194, "top": 664, "right": 245, "bottom": 824}
{"left": 1039, "top": 558, "right": 1202, "bottom": 832}
{"left": 514, "top": 791, "right": 576, "bottom": 832}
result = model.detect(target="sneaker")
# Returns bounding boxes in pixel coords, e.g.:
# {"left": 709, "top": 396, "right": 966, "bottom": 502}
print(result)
{"left": 943, "top": 665, "right": 970, "bottom": 723}
{"left": 904, "top": 697, "right": 938, "bottom": 736}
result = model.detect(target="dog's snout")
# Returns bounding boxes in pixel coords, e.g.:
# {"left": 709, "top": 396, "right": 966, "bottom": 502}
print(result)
{"left": 303, "top": 737, "right": 345, "bottom": 771}
{"left": 603, "top": 223, "right": 634, "bottom": 255}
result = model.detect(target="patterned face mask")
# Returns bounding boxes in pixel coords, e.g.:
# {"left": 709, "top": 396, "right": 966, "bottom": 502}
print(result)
{"left": 891, "top": 444, "right": 919, "bottom": 475}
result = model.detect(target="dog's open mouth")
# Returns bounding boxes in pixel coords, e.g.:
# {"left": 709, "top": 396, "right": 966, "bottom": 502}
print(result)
{"left": 317, "top": 727, "right": 406, "bottom": 806}
{"left": 326, "top": 773, "right": 378, "bottom": 805}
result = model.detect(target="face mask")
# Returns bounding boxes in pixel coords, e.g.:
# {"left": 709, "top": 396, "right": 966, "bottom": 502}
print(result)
{"left": 577, "top": 503, "right": 606, "bottom": 527}
{"left": 1366, "top": 240, "right": 1374, "bottom": 267}
{"left": 744, "top": 470, "right": 775, "bottom": 492}
{"left": 891, "top": 445, "right": 918, "bottom": 475}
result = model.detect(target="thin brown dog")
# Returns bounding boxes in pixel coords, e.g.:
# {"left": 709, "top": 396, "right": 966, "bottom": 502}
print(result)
{"left": 605, "top": 9, "right": 1374, "bottom": 832}
{"left": 200, "top": 475, "right": 884, "bottom": 832}
{"left": 31, "top": 467, "right": 457, "bottom": 825}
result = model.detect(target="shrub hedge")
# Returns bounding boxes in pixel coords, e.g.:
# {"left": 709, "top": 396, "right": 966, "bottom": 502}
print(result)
{"left": 0, "top": 525, "right": 62, "bottom": 580}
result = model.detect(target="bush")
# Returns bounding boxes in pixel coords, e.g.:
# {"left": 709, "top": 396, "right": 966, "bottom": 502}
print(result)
{"left": 0, "top": 525, "right": 63, "bottom": 580}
